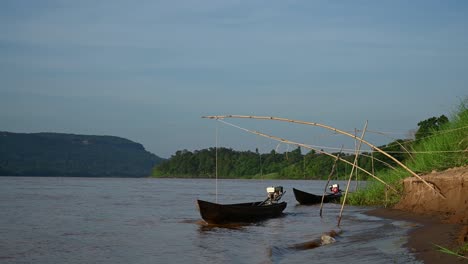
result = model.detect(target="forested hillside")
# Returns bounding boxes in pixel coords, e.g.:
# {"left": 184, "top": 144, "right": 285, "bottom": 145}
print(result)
{"left": 0, "top": 132, "right": 165, "bottom": 177}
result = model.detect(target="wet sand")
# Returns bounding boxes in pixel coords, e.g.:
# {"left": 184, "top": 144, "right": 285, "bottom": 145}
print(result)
{"left": 367, "top": 208, "right": 467, "bottom": 264}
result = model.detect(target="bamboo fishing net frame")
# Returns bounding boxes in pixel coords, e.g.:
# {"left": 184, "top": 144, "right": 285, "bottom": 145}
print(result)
{"left": 214, "top": 118, "right": 398, "bottom": 193}
{"left": 203, "top": 115, "right": 445, "bottom": 199}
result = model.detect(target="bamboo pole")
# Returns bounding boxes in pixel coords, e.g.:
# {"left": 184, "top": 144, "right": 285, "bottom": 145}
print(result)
{"left": 320, "top": 147, "right": 343, "bottom": 217}
{"left": 215, "top": 119, "right": 398, "bottom": 193}
{"left": 338, "top": 121, "right": 368, "bottom": 227}
{"left": 354, "top": 128, "right": 359, "bottom": 191}
{"left": 303, "top": 155, "right": 306, "bottom": 179}
{"left": 385, "top": 186, "right": 388, "bottom": 208}
{"left": 215, "top": 123, "right": 219, "bottom": 203}
{"left": 203, "top": 115, "right": 445, "bottom": 199}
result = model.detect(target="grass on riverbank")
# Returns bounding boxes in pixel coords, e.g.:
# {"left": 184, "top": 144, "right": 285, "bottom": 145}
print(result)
{"left": 434, "top": 243, "right": 468, "bottom": 260}
{"left": 348, "top": 101, "right": 468, "bottom": 206}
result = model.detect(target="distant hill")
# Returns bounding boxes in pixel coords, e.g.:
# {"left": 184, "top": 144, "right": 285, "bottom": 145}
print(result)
{"left": 0, "top": 132, "right": 165, "bottom": 177}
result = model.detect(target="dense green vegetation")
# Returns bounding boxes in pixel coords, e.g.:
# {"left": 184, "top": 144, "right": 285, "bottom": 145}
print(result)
{"left": 0, "top": 132, "right": 165, "bottom": 177}
{"left": 152, "top": 143, "right": 411, "bottom": 180}
{"left": 348, "top": 100, "right": 468, "bottom": 206}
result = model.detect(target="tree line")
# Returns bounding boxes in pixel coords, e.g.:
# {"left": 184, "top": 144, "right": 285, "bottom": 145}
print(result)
{"left": 152, "top": 145, "right": 403, "bottom": 180}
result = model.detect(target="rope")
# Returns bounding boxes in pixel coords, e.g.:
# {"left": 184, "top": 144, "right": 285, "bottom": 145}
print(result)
{"left": 298, "top": 144, "right": 467, "bottom": 154}
{"left": 356, "top": 125, "right": 468, "bottom": 136}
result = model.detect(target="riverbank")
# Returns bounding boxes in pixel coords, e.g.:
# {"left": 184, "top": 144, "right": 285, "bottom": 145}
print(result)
{"left": 368, "top": 208, "right": 466, "bottom": 263}
{"left": 368, "top": 166, "right": 468, "bottom": 263}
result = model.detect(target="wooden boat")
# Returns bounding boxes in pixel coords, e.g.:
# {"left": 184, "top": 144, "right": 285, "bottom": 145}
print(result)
{"left": 197, "top": 199, "right": 287, "bottom": 224}
{"left": 293, "top": 188, "right": 341, "bottom": 205}
{"left": 197, "top": 186, "right": 287, "bottom": 224}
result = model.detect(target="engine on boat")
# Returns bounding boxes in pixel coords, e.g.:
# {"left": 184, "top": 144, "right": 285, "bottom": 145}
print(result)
{"left": 265, "top": 186, "right": 284, "bottom": 204}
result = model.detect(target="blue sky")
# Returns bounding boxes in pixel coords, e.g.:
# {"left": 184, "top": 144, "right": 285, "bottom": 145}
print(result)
{"left": 1, "top": 1, "right": 467, "bottom": 158}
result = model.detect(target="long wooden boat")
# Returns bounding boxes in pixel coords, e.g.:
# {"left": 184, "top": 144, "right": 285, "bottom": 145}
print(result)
{"left": 197, "top": 199, "right": 287, "bottom": 224}
{"left": 293, "top": 188, "right": 341, "bottom": 205}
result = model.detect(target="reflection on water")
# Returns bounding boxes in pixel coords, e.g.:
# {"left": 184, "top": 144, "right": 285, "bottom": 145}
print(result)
{"left": 197, "top": 221, "right": 249, "bottom": 232}
{"left": 0, "top": 177, "right": 421, "bottom": 264}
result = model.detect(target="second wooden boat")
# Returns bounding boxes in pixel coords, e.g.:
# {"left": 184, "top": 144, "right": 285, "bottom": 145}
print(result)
{"left": 293, "top": 188, "right": 341, "bottom": 205}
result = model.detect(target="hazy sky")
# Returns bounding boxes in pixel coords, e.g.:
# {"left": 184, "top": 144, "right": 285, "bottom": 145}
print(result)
{"left": 1, "top": 1, "right": 467, "bottom": 158}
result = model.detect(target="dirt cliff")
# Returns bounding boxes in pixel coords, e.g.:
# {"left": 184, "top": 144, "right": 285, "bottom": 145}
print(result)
{"left": 394, "top": 166, "right": 468, "bottom": 246}
{"left": 394, "top": 166, "right": 467, "bottom": 224}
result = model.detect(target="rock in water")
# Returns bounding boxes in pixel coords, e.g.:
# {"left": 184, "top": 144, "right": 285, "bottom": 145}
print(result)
{"left": 321, "top": 234, "right": 336, "bottom": 245}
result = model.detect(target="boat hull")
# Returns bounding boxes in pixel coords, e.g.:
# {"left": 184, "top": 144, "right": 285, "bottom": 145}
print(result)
{"left": 293, "top": 188, "right": 341, "bottom": 205}
{"left": 197, "top": 199, "right": 287, "bottom": 224}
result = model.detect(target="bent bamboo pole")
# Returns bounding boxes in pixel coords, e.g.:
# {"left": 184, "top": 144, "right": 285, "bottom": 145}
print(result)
{"left": 215, "top": 119, "right": 398, "bottom": 193}
{"left": 203, "top": 115, "right": 444, "bottom": 199}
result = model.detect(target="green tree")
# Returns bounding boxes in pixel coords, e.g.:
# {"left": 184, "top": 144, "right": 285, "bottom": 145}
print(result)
{"left": 415, "top": 115, "right": 449, "bottom": 141}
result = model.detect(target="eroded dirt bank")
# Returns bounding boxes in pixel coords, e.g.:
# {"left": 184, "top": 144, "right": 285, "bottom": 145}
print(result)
{"left": 394, "top": 166, "right": 468, "bottom": 225}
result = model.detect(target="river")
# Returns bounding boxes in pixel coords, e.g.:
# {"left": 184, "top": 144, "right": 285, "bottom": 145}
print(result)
{"left": 0, "top": 177, "right": 421, "bottom": 263}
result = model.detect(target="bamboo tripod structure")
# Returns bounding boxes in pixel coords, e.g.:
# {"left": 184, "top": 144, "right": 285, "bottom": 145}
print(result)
{"left": 338, "top": 121, "right": 368, "bottom": 226}
{"left": 203, "top": 115, "right": 445, "bottom": 199}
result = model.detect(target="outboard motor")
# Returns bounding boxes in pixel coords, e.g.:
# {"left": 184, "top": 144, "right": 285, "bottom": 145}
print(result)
{"left": 265, "top": 186, "right": 285, "bottom": 204}
{"left": 329, "top": 184, "right": 341, "bottom": 194}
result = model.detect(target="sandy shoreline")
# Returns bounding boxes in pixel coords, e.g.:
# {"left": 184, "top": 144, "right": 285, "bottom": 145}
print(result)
{"left": 366, "top": 166, "right": 468, "bottom": 263}
{"left": 367, "top": 207, "right": 467, "bottom": 264}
